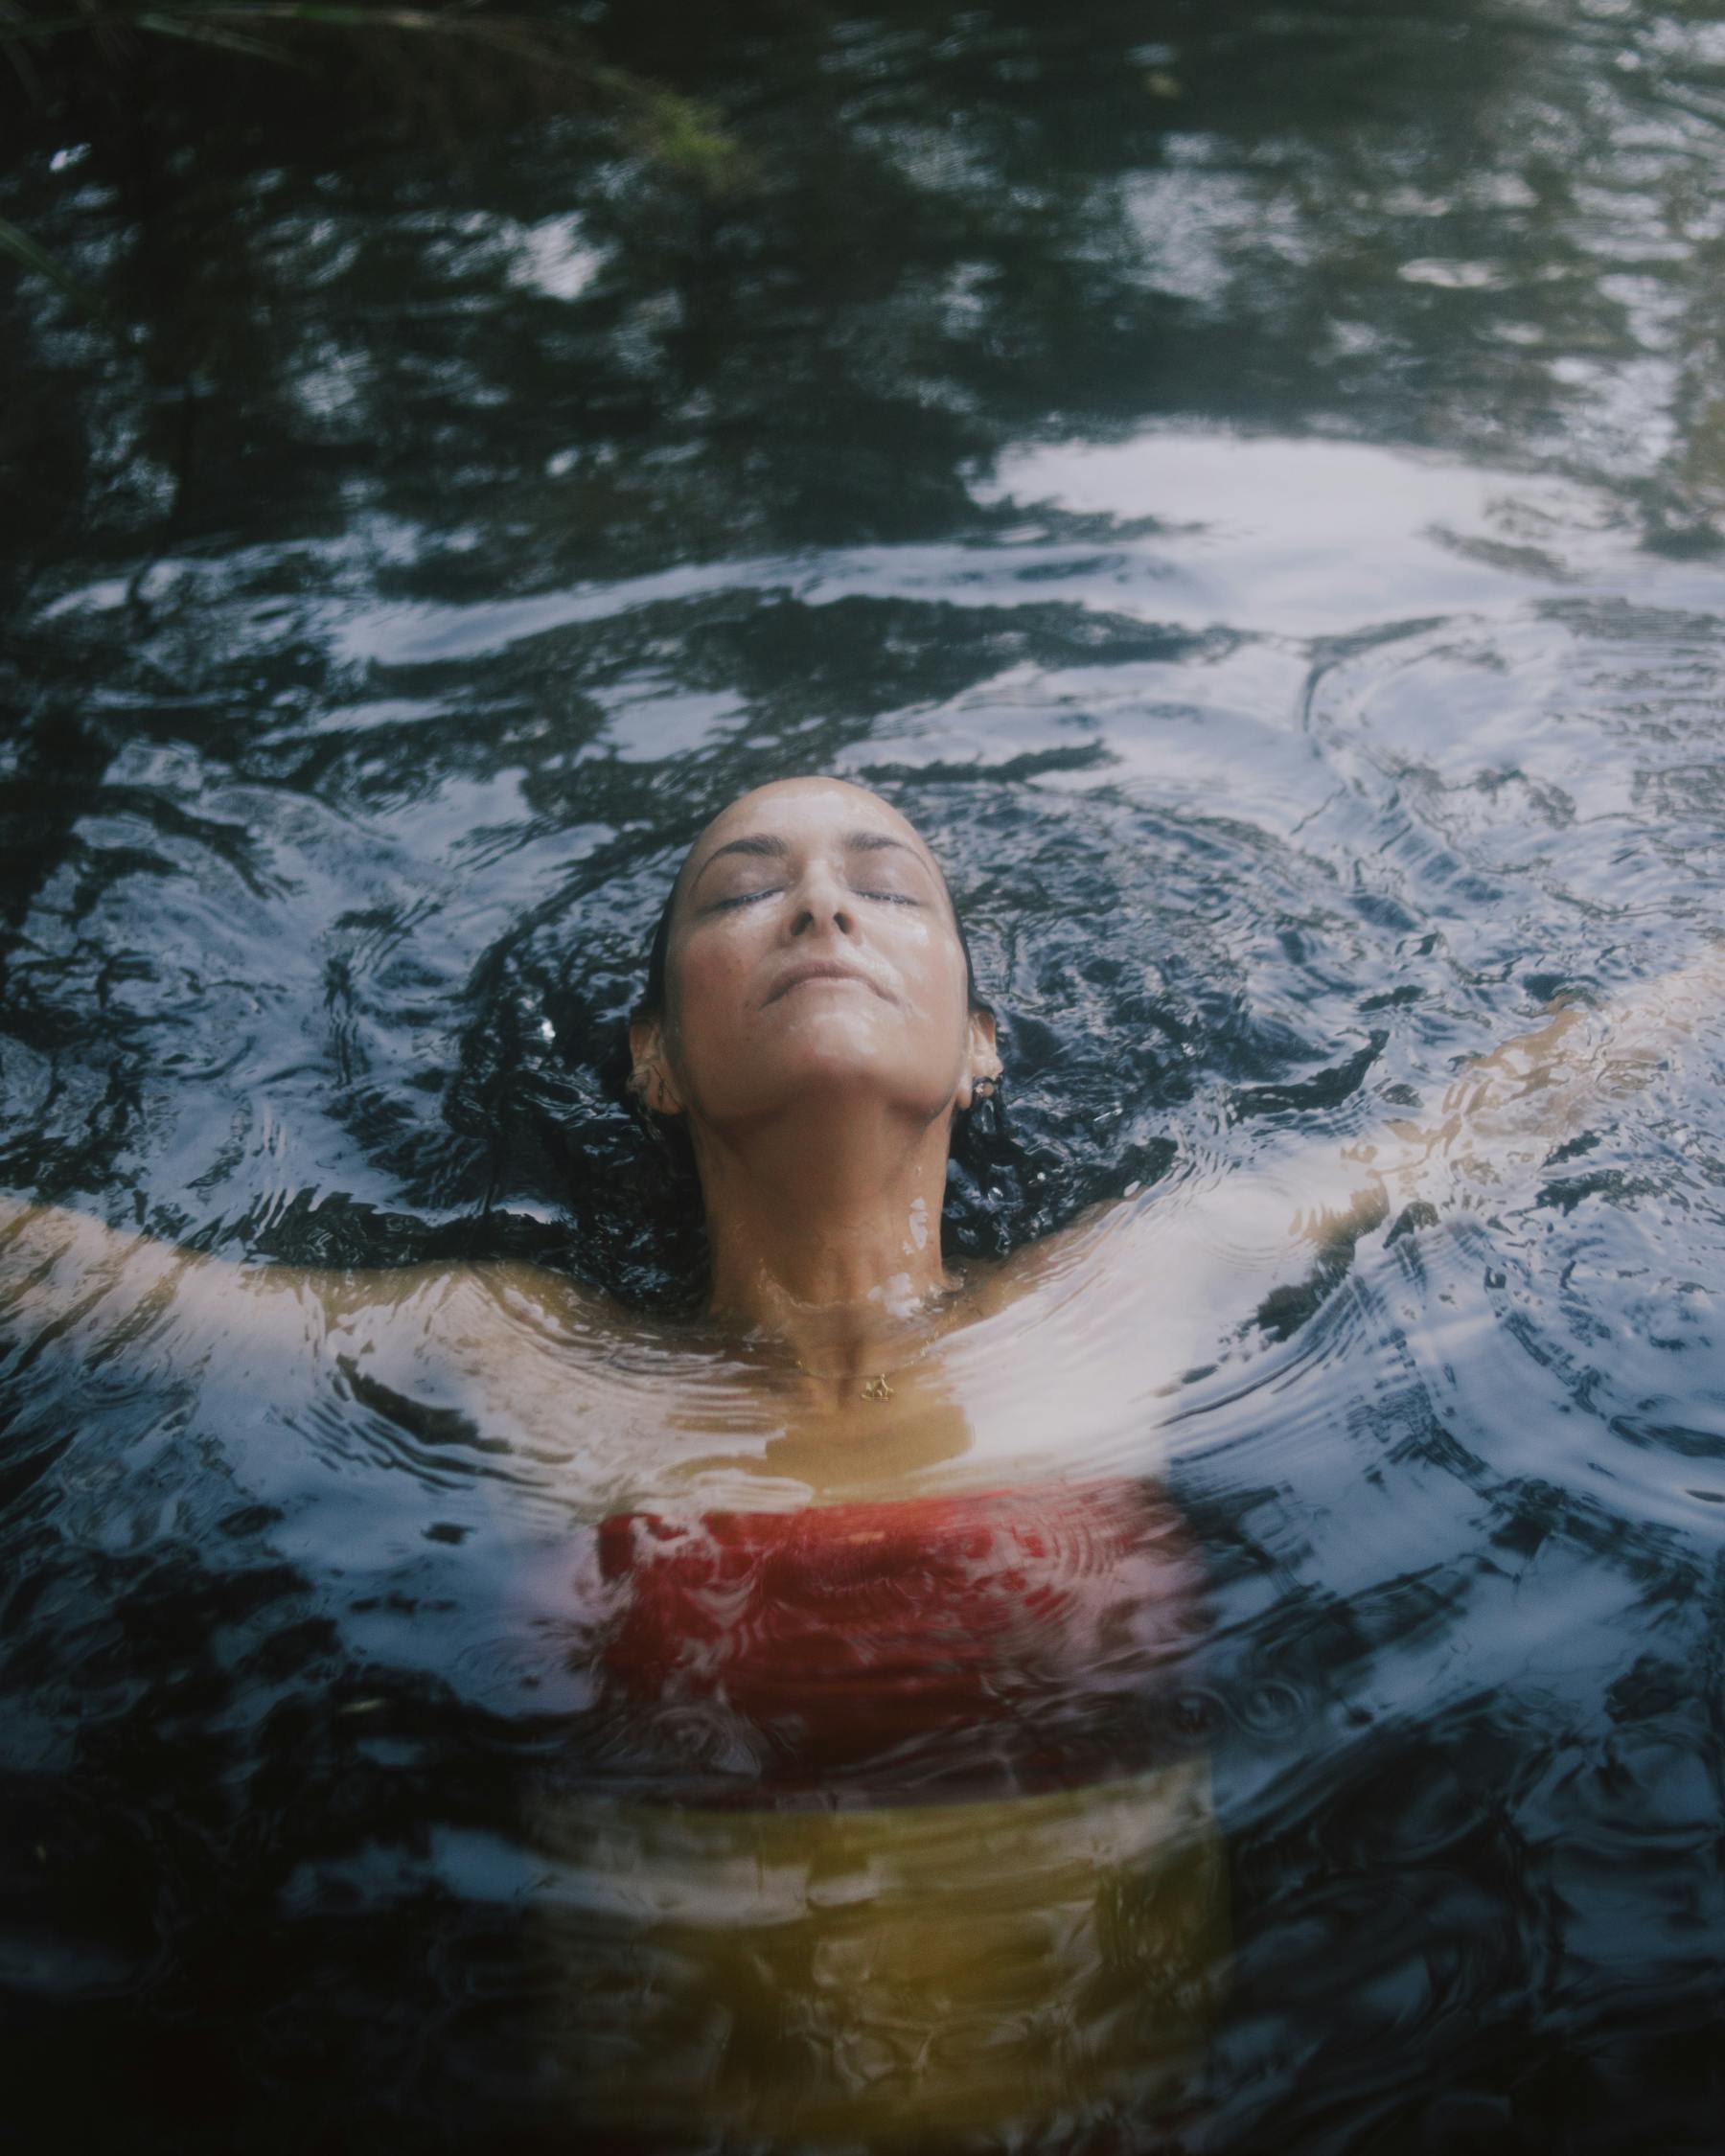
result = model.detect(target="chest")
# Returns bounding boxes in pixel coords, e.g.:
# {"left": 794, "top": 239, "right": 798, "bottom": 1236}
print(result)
{"left": 545, "top": 1477, "right": 1205, "bottom": 1797}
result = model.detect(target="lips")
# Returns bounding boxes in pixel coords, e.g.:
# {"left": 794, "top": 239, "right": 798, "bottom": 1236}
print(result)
{"left": 766, "top": 960, "right": 887, "bottom": 1004}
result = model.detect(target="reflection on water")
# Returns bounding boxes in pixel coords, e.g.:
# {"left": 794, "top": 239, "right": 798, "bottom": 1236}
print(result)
{"left": 522, "top": 1472, "right": 1223, "bottom": 2145}
{"left": 533, "top": 1762, "right": 1224, "bottom": 2148}
{"left": 4, "top": 0, "right": 1725, "bottom": 2150}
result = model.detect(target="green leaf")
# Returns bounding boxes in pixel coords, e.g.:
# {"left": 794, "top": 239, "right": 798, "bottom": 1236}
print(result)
{"left": 0, "top": 215, "right": 124, "bottom": 334}
{"left": 134, "top": 9, "right": 298, "bottom": 61}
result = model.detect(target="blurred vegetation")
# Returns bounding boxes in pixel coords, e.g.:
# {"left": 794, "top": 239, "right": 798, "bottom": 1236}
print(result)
{"left": 4, "top": 0, "right": 1722, "bottom": 597}
{"left": 0, "top": 0, "right": 743, "bottom": 310}
{"left": 0, "top": 0, "right": 744, "bottom": 156}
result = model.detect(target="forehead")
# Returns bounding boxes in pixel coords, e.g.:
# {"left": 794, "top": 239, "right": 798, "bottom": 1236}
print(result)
{"left": 682, "top": 781, "right": 934, "bottom": 877}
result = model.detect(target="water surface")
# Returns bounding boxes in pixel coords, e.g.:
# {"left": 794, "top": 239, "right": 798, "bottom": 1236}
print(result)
{"left": 4, "top": 2, "right": 1725, "bottom": 2149}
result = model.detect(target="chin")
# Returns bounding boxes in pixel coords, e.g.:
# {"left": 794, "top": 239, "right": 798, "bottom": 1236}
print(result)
{"left": 716, "top": 1044, "right": 954, "bottom": 1125}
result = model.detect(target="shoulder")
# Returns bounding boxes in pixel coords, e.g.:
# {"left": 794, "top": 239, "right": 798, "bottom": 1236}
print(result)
{"left": 957, "top": 1190, "right": 1199, "bottom": 1319}
{"left": 935, "top": 1168, "right": 1313, "bottom": 1438}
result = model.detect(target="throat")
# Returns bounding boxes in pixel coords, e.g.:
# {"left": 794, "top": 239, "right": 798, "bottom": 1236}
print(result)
{"left": 700, "top": 1113, "right": 955, "bottom": 1347}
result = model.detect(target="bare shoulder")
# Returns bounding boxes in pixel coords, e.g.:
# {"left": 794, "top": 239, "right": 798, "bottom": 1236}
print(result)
{"left": 960, "top": 1168, "right": 1291, "bottom": 1316}
{"left": 959, "top": 1198, "right": 1138, "bottom": 1317}
{"left": 940, "top": 1188, "right": 1233, "bottom": 1416}
{"left": 943, "top": 1154, "right": 1362, "bottom": 1408}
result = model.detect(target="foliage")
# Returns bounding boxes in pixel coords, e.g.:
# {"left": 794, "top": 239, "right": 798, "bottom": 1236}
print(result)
{"left": 0, "top": 0, "right": 744, "bottom": 320}
{"left": 0, "top": 210, "right": 122, "bottom": 329}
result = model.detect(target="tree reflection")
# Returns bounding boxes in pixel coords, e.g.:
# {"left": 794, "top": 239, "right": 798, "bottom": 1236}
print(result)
{"left": 4, "top": 0, "right": 1725, "bottom": 1229}
{"left": 6, "top": 0, "right": 1725, "bottom": 610}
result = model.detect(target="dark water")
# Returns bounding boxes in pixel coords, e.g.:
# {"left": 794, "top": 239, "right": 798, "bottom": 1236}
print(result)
{"left": 5, "top": 1, "right": 1725, "bottom": 2148}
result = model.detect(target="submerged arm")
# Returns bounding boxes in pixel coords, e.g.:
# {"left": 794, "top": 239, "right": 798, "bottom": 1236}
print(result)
{"left": 1113, "top": 940, "right": 1725, "bottom": 1348}
{"left": 0, "top": 1191, "right": 601, "bottom": 1382}
{"left": 1, "top": 1192, "right": 236, "bottom": 1337}
{"left": 1304, "top": 940, "right": 1721, "bottom": 1244}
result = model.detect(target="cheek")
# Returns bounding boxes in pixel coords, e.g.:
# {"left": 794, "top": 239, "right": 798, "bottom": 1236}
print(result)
{"left": 898, "top": 925, "right": 972, "bottom": 1038}
{"left": 661, "top": 928, "right": 768, "bottom": 1084}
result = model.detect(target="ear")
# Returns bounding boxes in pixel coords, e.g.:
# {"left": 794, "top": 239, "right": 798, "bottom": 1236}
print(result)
{"left": 628, "top": 1014, "right": 684, "bottom": 1117}
{"left": 957, "top": 1008, "right": 1002, "bottom": 1110}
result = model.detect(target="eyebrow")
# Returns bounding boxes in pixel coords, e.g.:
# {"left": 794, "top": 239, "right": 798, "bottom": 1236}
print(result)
{"left": 689, "top": 828, "right": 932, "bottom": 893}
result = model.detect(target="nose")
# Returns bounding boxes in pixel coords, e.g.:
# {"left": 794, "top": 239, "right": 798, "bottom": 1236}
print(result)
{"left": 789, "top": 860, "right": 855, "bottom": 940}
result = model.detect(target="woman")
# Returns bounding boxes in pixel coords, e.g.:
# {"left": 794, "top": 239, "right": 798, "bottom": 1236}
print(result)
{"left": 1, "top": 775, "right": 1714, "bottom": 2148}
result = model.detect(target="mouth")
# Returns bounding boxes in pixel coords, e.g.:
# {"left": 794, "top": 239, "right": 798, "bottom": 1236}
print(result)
{"left": 766, "top": 961, "right": 886, "bottom": 1004}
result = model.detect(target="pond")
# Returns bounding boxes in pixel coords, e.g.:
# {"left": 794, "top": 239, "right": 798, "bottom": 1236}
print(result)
{"left": 3, "top": 1, "right": 1725, "bottom": 2149}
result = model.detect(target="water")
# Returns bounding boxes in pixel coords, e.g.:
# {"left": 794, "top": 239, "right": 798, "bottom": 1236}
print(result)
{"left": 4, "top": 0, "right": 1725, "bottom": 2147}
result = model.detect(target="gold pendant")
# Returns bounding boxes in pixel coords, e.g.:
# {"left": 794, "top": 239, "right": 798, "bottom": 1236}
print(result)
{"left": 859, "top": 1373, "right": 894, "bottom": 1403}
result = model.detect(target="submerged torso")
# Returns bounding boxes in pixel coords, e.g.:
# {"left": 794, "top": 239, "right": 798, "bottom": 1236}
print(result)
{"left": 561, "top": 1474, "right": 1206, "bottom": 1801}
{"left": 523, "top": 1466, "right": 1226, "bottom": 2148}
{"left": 325, "top": 1184, "right": 1224, "bottom": 1541}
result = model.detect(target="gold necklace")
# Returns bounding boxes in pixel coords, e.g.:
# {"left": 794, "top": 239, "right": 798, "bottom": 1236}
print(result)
{"left": 787, "top": 1293, "right": 965, "bottom": 1403}
{"left": 792, "top": 1356, "right": 896, "bottom": 1402}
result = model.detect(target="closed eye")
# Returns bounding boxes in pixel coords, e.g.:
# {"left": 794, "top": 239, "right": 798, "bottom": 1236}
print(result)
{"left": 707, "top": 886, "right": 781, "bottom": 912}
{"left": 708, "top": 885, "right": 921, "bottom": 911}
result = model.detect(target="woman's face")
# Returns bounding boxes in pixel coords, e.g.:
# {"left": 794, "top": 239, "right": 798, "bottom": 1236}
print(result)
{"left": 632, "top": 779, "right": 997, "bottom": 1136}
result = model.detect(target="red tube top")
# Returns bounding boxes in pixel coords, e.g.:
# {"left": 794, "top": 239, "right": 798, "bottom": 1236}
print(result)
{"left": 582, "top": 1479, "right": 1204, "bottom": 1799}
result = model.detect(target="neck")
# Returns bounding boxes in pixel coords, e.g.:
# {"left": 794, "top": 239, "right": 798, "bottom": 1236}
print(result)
{"left": 697, "top": 1096, "right": 954, "bottom": 1374}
